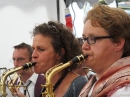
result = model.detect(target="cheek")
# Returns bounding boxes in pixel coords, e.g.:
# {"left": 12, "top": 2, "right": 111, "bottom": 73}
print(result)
{"left": 34, "top": 54, "right": 58, "bottom": 74}
{"left": 34, "top": 63, "right": 43, "bottom": 74}
{"left": 92, "top": 42, "right": 115, "bottom": 60}
{"left": 34, "top": 65, "right": 41, "bottom": 74}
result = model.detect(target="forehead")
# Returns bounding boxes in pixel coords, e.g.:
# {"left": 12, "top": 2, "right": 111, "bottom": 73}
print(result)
{"left": 32, "top": 34, "right": 53, "bottom": 48}
{"left": 13, "top": 48, "right": 29, "bottom": 57}
{"left": 83, "top": 20, "right": 109, "bottom": 36}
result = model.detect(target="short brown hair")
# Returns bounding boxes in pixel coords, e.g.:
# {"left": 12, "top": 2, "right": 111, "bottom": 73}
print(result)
{"left": 13, "top": 42, "right": 33, "bottom": 61}
{"left": 84, "top": 5, "right": 130, "bottom": 57}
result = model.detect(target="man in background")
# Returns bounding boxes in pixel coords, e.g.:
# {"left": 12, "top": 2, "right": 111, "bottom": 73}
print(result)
{"left": 7, "top": 42, "right": 45, "bottom": 97}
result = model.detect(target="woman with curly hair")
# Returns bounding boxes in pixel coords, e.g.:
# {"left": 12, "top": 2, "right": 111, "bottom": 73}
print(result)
{"left": 31, "top": 21, "right": 87, "bottom": 97}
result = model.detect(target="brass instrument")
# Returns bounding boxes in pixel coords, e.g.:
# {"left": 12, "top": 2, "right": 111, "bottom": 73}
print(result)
{"left": 0, "top": 62, "right": 36, "bottom": 97}
{"left": 42, "top": 54, "right": 88, "bottom": 97}
{"left": 0, "top": 68, "right": 7, "bottom": 80}
{"left": 7, "top": 72, "right": 22, "bottom": 92}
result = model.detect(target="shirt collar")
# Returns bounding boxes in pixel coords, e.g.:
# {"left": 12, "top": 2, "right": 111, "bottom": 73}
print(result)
{"left": 27, "top": 72, "right": 38, "bottom": 85}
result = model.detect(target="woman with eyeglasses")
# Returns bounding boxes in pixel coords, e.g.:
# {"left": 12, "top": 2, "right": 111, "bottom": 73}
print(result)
{"left": 31, "top": 21, "right": 88, "bottom": 97}
{"left": 78, "top": 5, "right": 130, "bottom": 97}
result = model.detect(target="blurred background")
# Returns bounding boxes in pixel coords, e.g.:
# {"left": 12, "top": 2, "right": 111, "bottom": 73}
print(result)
{"left": 0, "top": 0, "right": 129, "bottom": 68}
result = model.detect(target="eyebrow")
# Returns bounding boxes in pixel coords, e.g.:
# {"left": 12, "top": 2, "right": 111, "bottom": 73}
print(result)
{"left": 32, "top": 44, "right": 44, "bottom": 48}
{"left": 82, "top": 33, "right": 96, "bottom": 37}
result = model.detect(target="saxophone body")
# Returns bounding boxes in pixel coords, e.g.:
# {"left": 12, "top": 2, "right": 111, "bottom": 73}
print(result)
{"left": 0, "top": 62, "right": 36, "bottom": 97}
{"left": 42, "top": 54, "right": 87, "bottom": 97}
{"left": 7, "top": 72, "right": 22, "bottom": 92}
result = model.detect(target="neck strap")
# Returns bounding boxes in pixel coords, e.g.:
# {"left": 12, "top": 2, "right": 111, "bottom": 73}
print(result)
{"left": 53, "top": 70, "right": 69, "bottom": 91}
{"left": 40, "top": 70, "right": 69, "bottom": 96}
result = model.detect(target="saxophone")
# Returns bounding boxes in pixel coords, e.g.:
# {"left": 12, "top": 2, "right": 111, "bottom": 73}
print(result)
{"left": 42, "top": 54, "right": 88, "bottom": 97}
{"left": 0, "top": 62, "right": 36, "bottom": 97}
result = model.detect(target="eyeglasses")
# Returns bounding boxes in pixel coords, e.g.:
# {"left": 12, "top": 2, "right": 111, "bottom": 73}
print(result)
{"left": 80, "top": 36, "right": 113, "bottom": 45}
{"left": 48, "top": 25, "right": 60, "bottom": 35}
{"left": 11, "top": 57, "right": 26, "bottom": 62}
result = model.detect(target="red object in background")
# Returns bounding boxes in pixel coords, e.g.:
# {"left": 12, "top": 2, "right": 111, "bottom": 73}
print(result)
{"left": 65, "top": 14, "right": 73, "bottom": 31}
{"left": 65, "top": 8, "right": 73, "bottom": 31}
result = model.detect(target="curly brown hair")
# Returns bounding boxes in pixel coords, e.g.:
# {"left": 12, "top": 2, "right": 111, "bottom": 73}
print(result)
{"left": 31, "top": 21, "right": 82, "bottom": 71}
{"left": 84, "top": 5, "right": 130, "bottom": 57}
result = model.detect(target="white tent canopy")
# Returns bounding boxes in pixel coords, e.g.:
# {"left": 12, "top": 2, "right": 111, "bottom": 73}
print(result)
{"left": 0, "top": 0, "right": 66, "bottom": 68}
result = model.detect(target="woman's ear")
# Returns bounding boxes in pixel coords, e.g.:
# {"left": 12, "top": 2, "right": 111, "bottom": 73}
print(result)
{"left": 115, "top": 38, "right": 125, "bottom": 51}
{"left": 61, "top": 48, "right": 65, "bottom": 56}
{"left": 57, "top": 48, "right": 65, "bottom": 61}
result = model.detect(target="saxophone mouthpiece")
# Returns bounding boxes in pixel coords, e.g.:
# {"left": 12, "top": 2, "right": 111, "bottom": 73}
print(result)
{"left": 22, "top": 62, "right": 36, "bottom": 69}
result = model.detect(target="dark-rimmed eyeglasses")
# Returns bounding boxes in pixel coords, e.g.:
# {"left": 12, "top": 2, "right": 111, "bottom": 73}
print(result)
{"left": 79, "top": 36, "right": 113, "bottom": 45}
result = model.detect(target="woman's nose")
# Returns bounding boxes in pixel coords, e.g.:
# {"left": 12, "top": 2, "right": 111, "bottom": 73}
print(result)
{"left": 82, "top": 41, "right": 91, "bottom": 51}
{"left": 32, "top": 49, "right": 38, "bottom": 59}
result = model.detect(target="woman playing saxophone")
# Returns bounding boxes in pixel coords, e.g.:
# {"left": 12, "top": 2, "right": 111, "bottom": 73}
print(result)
{"left": 31, "top": 21, "right": 88, "bottom": 97}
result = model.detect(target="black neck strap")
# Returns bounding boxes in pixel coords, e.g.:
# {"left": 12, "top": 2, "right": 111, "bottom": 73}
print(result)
{"left": 53, "top": 70, "right": 68, "bottom": 91}
{"left": 40, "top": 70, "right": 69, "bottom": 97}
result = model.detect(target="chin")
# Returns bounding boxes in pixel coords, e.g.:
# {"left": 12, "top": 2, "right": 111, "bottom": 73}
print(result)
{"left": 34, "top": 69, "right": 40, "bottom": 74}
{"left": 34, "top": 68, "right": 41, "bottom": 74}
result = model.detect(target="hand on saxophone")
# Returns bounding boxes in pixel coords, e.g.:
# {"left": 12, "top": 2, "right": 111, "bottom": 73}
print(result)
{"left": 12, "top": 89, "right": 26, "bottom": 97}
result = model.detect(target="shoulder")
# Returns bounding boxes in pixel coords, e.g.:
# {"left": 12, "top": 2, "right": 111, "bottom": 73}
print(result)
{"left": 72, "top": 76, "right": 88, "bottom": 83}
{"left": 64, "top": 76, "right": 87, "bottom": 97}
{"left": 69, "top": 76, "right": 88, "bottom": 89}
{"left": 71, "top": 76, "right": 88, "bottom": 90}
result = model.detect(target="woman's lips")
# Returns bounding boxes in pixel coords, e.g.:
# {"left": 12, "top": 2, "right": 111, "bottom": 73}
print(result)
{"left": 84, "top": 55, "right": 89, "bottom": 61}
{"left": 33, "top": 62, "right": 37, "bottom": 66}
{"left": 84, "top": 55, "right": 88, "bottom": 59}
{"left": 32, "top": 62, "right": 37, "bottom": 66}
